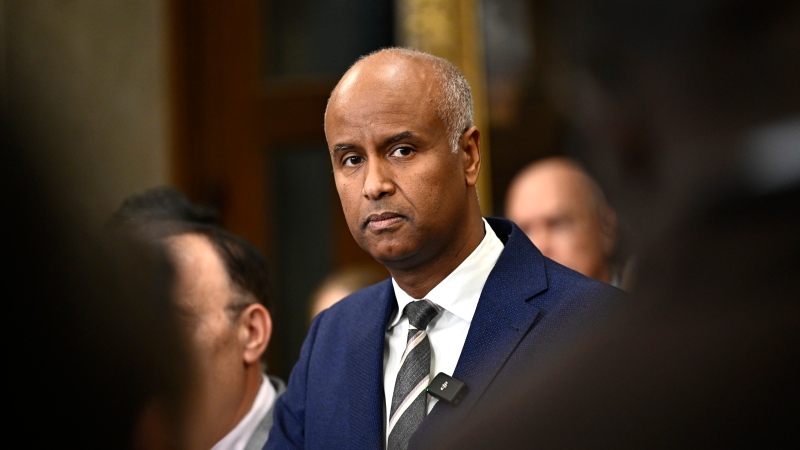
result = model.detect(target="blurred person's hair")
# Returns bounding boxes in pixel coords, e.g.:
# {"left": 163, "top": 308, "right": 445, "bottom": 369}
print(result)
{"left": 111, "top": 186, "right": 274, "bottom": 332}
{"left": 109, "top": 185, "right": 221, "bottom": 227}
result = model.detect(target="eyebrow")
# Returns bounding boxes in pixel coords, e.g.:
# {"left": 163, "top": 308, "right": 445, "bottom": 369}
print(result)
{"left": 332, "top": 143, "right": 355, "bottom": 154}
{"left": 331, "top": 131, "right": 415, "bottom": 155}
{"left": 385, "top": 131, "right": 413, "bottom": 146}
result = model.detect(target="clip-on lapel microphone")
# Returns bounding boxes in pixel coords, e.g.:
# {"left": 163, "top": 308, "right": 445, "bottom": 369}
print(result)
{"left": 427, "top": 372, "right": 468, "bottom": 405}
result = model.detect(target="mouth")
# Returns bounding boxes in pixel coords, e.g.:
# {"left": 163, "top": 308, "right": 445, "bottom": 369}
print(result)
{"left": 363, "top": 212, "right": 405, "bottom": 231}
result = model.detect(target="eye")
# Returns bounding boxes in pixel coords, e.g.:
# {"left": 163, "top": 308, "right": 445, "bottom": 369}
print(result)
{"left": 548, "top": 216, "right": 572, "bottom": 231}
{"left": 343, "top": 155, "right": 364, "bottom": 167}
{"left": 390, "top": 146, "right": 414, "bottom": 157}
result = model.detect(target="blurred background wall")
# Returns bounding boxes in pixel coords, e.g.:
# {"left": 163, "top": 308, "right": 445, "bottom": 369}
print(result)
{"left": 3, "top": 0, "right": 576, "bottom": 379}
{"left": 3, "top": 0, "right": 170, "bottom": 225}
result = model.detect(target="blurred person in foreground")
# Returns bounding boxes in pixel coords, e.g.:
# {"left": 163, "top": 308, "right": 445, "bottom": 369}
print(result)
{"left": 266, "top": 47, "right": 623, "bottom": 450}
{"left": 111, "top": 187, "right": 286, "bottom": 450}
{"left": 6, "top": 126, "right": 201, "bottom": 449}
{"left": 505, "top": 156, "right": 625, "bottom": 287}
{"left": 432, "top": 0, "right": 800, "bottom": 448}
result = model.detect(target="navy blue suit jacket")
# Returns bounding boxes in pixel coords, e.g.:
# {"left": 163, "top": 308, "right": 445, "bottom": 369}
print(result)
{"left": 266, "top": 217, "right": 623, "bottom": 449}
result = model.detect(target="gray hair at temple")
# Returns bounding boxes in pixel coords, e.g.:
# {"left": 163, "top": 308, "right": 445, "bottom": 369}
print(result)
{"left": 327, "top": 47, "right": 474, "bottom": 153}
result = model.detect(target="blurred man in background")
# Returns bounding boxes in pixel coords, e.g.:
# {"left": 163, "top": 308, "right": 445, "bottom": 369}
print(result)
{"left": 307, "top": 264, "right": 388, "bottom": 322}
{"left": 505, "top": 156, "right": 623, "bottom": 286}
{"left": 112, "top": 187, "right": 286, "bottom": 450}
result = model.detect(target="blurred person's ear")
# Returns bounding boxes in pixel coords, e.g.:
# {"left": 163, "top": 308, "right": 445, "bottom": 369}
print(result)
{"left": 599, "top": 205, "right": 618, "bottom": 257}
{"left": 240, "top": 304, "right": 271, "bottom": 364}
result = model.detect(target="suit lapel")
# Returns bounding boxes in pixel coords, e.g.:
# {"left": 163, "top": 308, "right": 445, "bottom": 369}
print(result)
{"left": 343, "top": 279, "right": 396, "bottom": 446}
{"left": 416, "top": 218, "right": 548, "bottom": 435}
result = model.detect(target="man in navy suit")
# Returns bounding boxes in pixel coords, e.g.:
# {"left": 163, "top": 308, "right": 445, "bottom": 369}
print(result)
{"left": 265, "top": 47, "right": 623, "bottom": 450}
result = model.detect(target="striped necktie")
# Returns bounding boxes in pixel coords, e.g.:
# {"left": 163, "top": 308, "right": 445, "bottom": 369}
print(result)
{"left": 387, "top": 299, "right": 442, "bottom": 450}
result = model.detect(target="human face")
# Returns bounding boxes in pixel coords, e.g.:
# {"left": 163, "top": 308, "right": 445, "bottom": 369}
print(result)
{"left": 167, "top": 233, "right": 247, "bottom": 448}
{"left": 325, "top": 57, "right": 480, "bottom": 271}
{"left": 506, "top": 164, "right": 614, "bottom": 282}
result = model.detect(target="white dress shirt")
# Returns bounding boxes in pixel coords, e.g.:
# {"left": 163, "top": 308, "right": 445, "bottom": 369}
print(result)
{"left": 211, "top": 374, "right": 277, "bottom": 450}
{"left": 383, "top": 218, "right": 504, "bottom": 444}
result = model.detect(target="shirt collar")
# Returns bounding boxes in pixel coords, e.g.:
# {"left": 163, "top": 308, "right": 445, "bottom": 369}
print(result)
{"left": 210, "top": 374, "right": 276, "bottom": 450}
{"left": 390, "top": 218, "right": 504, "bottom": 327}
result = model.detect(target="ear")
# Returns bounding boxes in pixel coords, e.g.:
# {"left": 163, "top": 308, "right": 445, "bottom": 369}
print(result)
{"left": 599, "top": 205, "right": 618, "bottom": 257}
{"left": 238, "top": 304, "right": 271, "bottom": 366}
{"left": 460, "top": 126, "right": 481, "bottom": 187}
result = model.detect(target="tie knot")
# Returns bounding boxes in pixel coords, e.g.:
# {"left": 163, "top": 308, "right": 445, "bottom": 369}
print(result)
{"left": 404, "top": 299, "right": 441, "bottom": 330}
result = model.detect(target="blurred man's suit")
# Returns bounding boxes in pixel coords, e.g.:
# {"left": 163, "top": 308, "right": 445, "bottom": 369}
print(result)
{"left": 267, "top": 217, "right": 623, "bottom": 449}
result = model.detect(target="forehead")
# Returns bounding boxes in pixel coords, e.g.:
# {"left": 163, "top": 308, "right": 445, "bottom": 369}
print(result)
{"left": 325, "top": 56, "right": 443, "bottom": 143}
{"left": 167, "top": 233, "right": 231, "bottom": 307}
{"left": 168, "top": 233, "right": 218, "bottom": 270}
{"left": 509, "top": 165, "right": 593, "bottom": 215}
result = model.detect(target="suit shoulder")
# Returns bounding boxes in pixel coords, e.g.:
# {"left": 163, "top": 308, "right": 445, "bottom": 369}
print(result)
{"left": 539, "top": 259, "right": 628, "bottom": 313}
{"left": 545, "top": 257, "right": 622, "bottom": 288}
{"left": 314, "top": 278, "right": 393, "bottom": 320}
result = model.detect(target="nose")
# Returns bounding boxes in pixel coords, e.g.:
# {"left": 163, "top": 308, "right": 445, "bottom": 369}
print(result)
{"left": 362, "top": 158, "right": 395, "bottom": 200}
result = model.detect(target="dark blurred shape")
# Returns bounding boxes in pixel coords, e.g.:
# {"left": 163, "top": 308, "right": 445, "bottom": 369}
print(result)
{"left": 430, "top": 0, "right": 800, "bottom": 447}
{"left": 6, "top": 124, "right": 198, "bottom": 449}
{"left": 482, "top": 0, "right": 535, "bottom": 128}
{"left": 264, "top": 0, "right": 394, "bottom": 79}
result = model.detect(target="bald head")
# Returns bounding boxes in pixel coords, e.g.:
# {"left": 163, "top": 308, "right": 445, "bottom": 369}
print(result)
{"left": 506, "top": 157, "right": 617, "bottom": 283}
{"left": 325, "top": 47, "right": 473, "bottom": 153}
{"left": 324, "top": 47, "right": 484, "bottom": 298}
